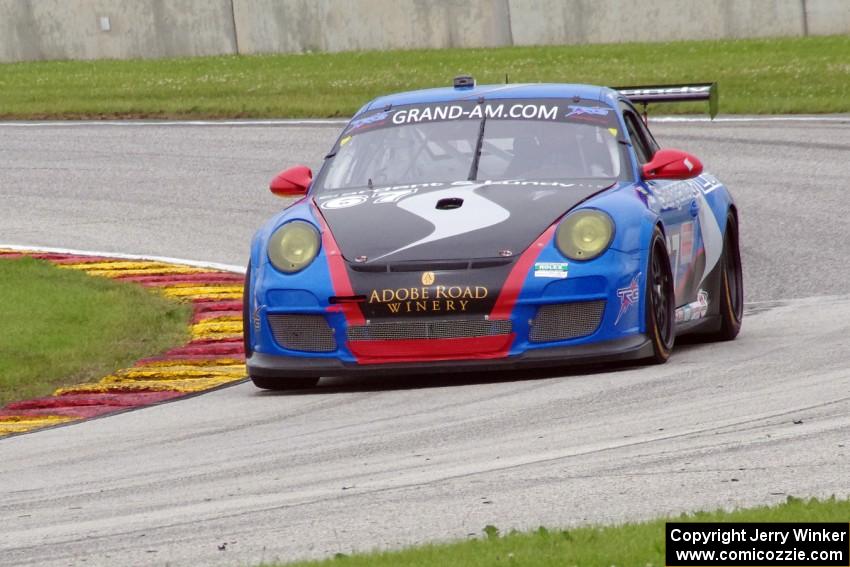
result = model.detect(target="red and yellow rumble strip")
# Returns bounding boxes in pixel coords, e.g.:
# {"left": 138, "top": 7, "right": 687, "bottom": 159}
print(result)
{"left": 0, "top": 250, "right": 246, "bottom": 437}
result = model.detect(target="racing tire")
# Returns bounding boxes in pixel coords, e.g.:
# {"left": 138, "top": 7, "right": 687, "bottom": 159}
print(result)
{"left": 646, "top": 228, "right": 675, "bottom": 363}
{"left": 710, "top": 212, "right": 744, "bottom": 341}
{"left": 250, "top": 376, "right": 320, "bottom": 391}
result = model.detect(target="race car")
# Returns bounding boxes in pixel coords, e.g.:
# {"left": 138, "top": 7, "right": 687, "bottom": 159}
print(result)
{"left": 244, "top": 78, "right": 742, "bottom": 389}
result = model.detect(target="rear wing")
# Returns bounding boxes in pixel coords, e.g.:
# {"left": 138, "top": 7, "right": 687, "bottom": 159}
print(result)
{"left": 614, "top": 83, "right": 719, "bottom": 119}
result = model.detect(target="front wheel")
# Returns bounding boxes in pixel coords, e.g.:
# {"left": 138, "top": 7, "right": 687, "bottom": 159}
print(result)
{"left": 646, "top": 228, "right": 675, "bottom": 363}
{"left": 242, "top": 260, "right": 253, "bottom": 359}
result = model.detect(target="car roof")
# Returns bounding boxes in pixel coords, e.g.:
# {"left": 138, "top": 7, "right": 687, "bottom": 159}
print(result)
{"left": 359, "top": 83, "right": 621, "bottom": 114}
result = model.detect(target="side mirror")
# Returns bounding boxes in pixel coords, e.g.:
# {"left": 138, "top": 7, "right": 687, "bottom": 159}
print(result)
{"left": 270, "top": 165, "right": 312, "bottom": 197}
{"left": 641, "top": 149, "right": 703, "bottom": 181}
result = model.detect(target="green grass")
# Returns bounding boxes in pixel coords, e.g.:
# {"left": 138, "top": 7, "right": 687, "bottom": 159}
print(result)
{"left": 266, "top": 497, "right": 850, "bottom": 567}
{"left": 1, "top": 35, "right": 848, "bottom": 119}
{"left": 0, "top": 257, "right": 190, "bottom": 406}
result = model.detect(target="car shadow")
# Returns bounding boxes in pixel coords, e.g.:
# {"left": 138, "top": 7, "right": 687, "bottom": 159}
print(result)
{"left": 253, "top": 356, "right": 657, "bottom": 396}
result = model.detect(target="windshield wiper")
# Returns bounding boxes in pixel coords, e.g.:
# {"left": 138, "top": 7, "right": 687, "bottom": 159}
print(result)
{"left": 467, "top": 108, "right": 487, "bottom": 181}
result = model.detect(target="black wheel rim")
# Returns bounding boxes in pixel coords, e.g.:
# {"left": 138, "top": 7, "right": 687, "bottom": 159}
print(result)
{"left": 651, "top": 241, "right": 673, "bottom": 344}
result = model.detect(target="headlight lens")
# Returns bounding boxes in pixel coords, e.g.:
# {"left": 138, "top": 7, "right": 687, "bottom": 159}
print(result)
{"left": 555, "top": 210, "right": 614, "bottom": 261}
{"left": 268, "top": 221, "right": 321, "bottom": 273}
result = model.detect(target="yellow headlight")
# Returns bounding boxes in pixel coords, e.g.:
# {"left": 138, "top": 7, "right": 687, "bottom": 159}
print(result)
{"left": 555, "top": 210, "right": 614, "bottom": 261}
{"left": 268, "top": 221, "right": 321, "bottom": 273}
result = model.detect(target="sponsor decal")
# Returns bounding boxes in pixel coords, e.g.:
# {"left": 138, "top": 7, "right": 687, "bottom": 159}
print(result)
{"left": 615, "top": 274, "right": 641, "bottom": 325}
{"left": 321, "top": 195, "right": 369, "bottom": 209}
{"left": 565, "top": 105, "right": 612, "bottom": 124}
{"left": 618, "top": 85, "right": 712, "bottom": 97}
{"left": 533, "top": 262, "right": 569, "bottom": 279}
{"left": 692, "top": 173, "right": 723, "bottom": 194}
{"left": 368, "top": 285, "right": 488, "bottom": 315}
{"left": 634, "top": 186, "right": 653, "bottom": 207}
{"left": 391, "top": 103, "right": 560, "bottom": 125}
{"left": 647, "top": 174, "right": 724, "bottom": 213}
{"left": 339, "top": 135, "right": 352, "bottom": 146}
{"left": 680, "top": 221, "right": 694, "bottom": 259}
{"left": 647, "top": 179, "right": 699, "bottom": 212}
{"left": 675, "top": 289, "right": 709, "bottom": 323}
{"left": 667, "top": 220, "right": 696, "bottom": 289}
{"left": 421, "top": 271, "right": 435, "bottom": 285}
{"left": 565, "top": 105, "right": 610, "bottom": 118}
{"left": 345, "top": 111, "right": 389, "bottom": 133}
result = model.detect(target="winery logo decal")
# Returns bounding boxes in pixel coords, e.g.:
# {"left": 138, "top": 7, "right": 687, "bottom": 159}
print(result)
{"left": 369, "top": 284, "right": 488, "bottom": 315}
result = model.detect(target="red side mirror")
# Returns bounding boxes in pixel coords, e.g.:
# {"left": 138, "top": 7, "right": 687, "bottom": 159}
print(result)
{"left": 270, "top": 165, "right": 312, "bottom": 197}
{"left": 641, "top": 149, "right": 703, "bottom": 181}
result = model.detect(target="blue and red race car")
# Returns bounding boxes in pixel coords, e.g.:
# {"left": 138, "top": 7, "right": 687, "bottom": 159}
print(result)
{"left": 244, "top": 78, "right": 742, "bottom": 389}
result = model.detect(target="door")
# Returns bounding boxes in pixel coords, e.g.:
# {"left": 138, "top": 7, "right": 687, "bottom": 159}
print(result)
{"left": 622, "top": 106, "right": 702, "bottom": 309}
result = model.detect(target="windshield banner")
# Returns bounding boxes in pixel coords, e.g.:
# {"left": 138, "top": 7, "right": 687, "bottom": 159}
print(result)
{"left": 343, "top": 99, "right": 617, "bottom": 137}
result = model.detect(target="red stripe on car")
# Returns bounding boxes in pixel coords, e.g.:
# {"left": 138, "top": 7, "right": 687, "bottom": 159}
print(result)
{"left": 312, "top": 202, "right": 366, "bottom": 326}
{"left": 348, "top": 335, "right": 515, "bottom": 364}
{"left": 490, "top": 224, "right": 558, "bottom": 319}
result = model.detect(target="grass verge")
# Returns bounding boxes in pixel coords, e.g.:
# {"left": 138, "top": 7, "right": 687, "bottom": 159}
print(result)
{"left": 0, "top": 35, "right": 848, "bottom": 119}
{"left": 0, "top": 257, "right": 190, "bottom": 406}
{"left": 265, "top": 497, "right": 850, "bottom": 567}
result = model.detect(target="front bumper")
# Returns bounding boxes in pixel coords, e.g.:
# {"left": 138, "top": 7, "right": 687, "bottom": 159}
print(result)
{"left": 247, "top": 334, "right": 653, "bottom": 379}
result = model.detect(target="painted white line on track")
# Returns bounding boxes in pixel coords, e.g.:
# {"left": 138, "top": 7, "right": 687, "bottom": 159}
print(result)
{"left": 0, "top": 115, "right": 848, "bottom": 127}
{"left": 0, "top": 244, "right": 245, "bottom": 274}
{"left": 653, "top": 116, "right": 850, "bottom": 123}
{"left": 0, "top": 119, "right": 349, "bottom": 127}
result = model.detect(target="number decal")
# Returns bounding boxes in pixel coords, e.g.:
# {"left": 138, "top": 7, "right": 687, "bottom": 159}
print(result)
{"left": 667, "top": 233, "right": 681, "bottom": 288}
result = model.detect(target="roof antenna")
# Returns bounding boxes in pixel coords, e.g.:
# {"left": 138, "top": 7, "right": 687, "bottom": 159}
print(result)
{"left": 505, "top": 73, "right": 509, "bottom": 84}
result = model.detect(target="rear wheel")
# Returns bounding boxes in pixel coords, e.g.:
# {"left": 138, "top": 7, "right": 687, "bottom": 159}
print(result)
{"left": 646, "top": 228, "right": 675, "bottom": 363}
{"left": 711, "top": 212, "right": 744, "bottom": 341}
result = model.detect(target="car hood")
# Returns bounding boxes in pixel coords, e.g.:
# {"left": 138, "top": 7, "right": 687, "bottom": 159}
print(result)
{"left": 315, "top": 179, "right": 615, "bottom": 264}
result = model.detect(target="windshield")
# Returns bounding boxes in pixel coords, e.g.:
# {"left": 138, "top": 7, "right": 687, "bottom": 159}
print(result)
{"left": 316, "top": 99, "right": 624, "bottom": 191}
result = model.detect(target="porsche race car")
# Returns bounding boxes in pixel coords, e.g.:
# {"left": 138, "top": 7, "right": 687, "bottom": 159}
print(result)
{"left": 244, "top": 78, "right": 743, "bottom": 389}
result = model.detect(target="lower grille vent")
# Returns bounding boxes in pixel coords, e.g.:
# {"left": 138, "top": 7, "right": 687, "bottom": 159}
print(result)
{"left": 348, "top": 318, "right": 511, "bottom": 341}
{"left": 267, "top": 314, "right": 336, "bottom": 352}
{"left": 529, "top": 301, "right": 605, "bottom": 343}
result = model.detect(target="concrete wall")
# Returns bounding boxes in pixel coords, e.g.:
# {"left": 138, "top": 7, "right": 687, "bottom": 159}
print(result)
{"left": 232, "top": 0, "right": 513, "bottom": 54}
{"left": 0, "top": 0, "right": 847, "bottom": 62}
{"left": 805, "top": 0, "right": 850, "bottom": 35}
{"left": 0, "top": 0, "right": 237, "bottom": 62}
{"left": 509, "top": 0, "right": 808, "bottom": 45}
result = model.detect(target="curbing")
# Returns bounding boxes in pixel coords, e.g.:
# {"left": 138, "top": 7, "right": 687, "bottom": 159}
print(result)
{"left": 0, "top": 248, "right": 248, "bottom": 438}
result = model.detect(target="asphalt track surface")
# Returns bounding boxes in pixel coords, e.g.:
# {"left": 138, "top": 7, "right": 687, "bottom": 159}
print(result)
{"left": 1, "top": 118, "right": 849, "bottom": 566}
